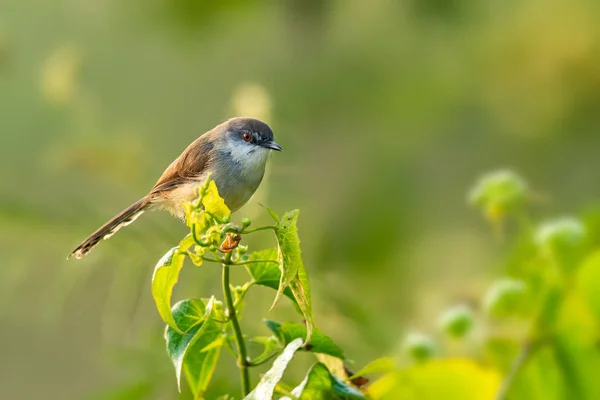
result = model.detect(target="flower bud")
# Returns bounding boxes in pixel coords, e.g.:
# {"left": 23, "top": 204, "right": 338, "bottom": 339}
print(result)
{"left": 483, "top": 279, "right": 527, "bottom": 318}
{"left": 468, "top": 170, "right": 527, "bottom": 221}
{"left": 401, "top": 332, "right": 437, "bottom": 362}
{"left": 535, "top": 217, "right": 586, "bottom": 250}
{"left": 438, "top": 304, "right": 475, "bottom": 338}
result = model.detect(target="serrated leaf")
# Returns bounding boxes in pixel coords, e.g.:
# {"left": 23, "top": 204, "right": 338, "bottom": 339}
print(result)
{"left": 347, "top": 357, "right": 397, "bottom": 380}
{"left": 245, "top": 338, "right": 304, "bottom": 400}
{"left": 245, "top": 248, "right": 298, "bottom": 306}
{"left": 265, "top": 320, "right": 345, "bottom": 359}
{"left": 165, "top": 298, "right": 222, "bottom": 396}
{"left": 201, "top": 180, "right": 230, "bottom": 219}
{"left": 152, "top": 238, "right": 193, "bottom": 333}
{"left": 272, "top": 210, "right": 314, "bottom": 343}
{"left": 266, "top": 207, "right": 280, "bottom": 222}
{"left": 282, "top": 363, "right": 366, "bottom": 400}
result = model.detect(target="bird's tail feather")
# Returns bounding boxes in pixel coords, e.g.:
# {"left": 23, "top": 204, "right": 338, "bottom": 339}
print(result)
{"left": 68, "top": 198, "right": 150, "bottom": 260}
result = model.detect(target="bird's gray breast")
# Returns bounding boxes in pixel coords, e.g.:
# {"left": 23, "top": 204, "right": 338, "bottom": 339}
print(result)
{"left": 211, "top": 148, "right": 268, "bottom": 212}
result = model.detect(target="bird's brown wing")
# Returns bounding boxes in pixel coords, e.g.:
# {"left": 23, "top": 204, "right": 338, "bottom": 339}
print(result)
{"left": 150, "top": 137, "right": 214, "bottom": 194}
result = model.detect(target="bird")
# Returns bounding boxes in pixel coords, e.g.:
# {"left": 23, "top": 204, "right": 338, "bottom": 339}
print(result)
{"left": 68, "top": 117, "right": 282, "bottom": 260}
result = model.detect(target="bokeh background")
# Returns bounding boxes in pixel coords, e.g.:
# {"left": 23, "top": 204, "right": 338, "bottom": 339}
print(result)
{"left": 2, "top": 0, "right": 600, "bottom": 398}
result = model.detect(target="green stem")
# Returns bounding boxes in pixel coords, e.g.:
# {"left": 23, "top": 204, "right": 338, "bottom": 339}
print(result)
{"left": 233, "top": 259, "right": 279, "bottom": 266}
{"left": 248, "top": 351, "right": 278, "bottom": 367}
{"left": 222, "top": 253, "right": 251, "bottom": 396}
{"left": 202, "top": 256, "right": 224, "bottom": 264}
{"left": 242, "top": 225, "right": 276, "bottom": 234}
{"left": 494, "top": 340, "right": 536, "bottom": 400}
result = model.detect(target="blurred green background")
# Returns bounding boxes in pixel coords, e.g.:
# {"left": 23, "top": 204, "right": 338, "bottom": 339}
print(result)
{"left": 1, "top": 0, "right": 600, "bottom": 398}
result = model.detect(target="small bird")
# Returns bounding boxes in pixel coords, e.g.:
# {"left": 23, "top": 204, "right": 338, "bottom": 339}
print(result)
{"left": 69, "top": 117, "right": 282, "bottom": 259}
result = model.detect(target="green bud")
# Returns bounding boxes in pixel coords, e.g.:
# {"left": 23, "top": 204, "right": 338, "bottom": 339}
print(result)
{"left": 242, "top": 217, "right": 252, "bottom": 228}
{"left": 222, "top": 215, "right": 231, "bottom": 224}
{"left": 438, "top": 304, "right": 475, "bottom": 338}
{"left": 237, "top": 244, "right": 248, "bottom": 255}
{"left": 535, "top": 217, "right": 586, "bottom": 250}
{"left": 483, "top": 279, "right": 527, "bottom": 318}
{"left": 401, "top": 332, "right": 436, "bottom": 362}
{"left": 234, "top": 286, "right": 244, "bottom": 296}
{"left": 468, "top": 170, "right": 527, "bottom": 221}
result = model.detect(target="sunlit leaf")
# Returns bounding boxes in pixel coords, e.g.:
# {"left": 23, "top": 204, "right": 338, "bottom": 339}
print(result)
{"left": 152, "top": 238, "right": 193, "bottom": 333}
{"left": 245, "top": 248, "right": 297, "bottom": 305}
{"left": 316, "top": 353, "right": 347, "bottom": 381}
{"left": 201, "top": 180, "right": 230, "bottom": 220}
{"left": 368, "top": 359, "right": 500, "bottom": 400}
{"left": 265, "top": 320, "right": 344, "bottom": 359}
{"left": 165, "top": 298, "right": 222, "bottom": 396}
{"left": 272, "top": 210, "right": 314, "bottom": 343}
{"left": 282, "top": 363, "right": 366, "bottom": 400}
{"left": 347, "top": 357, "right": 397, "bottom": 380}
{"left": 245, "top": 338, "right": 304, "bottom": 400}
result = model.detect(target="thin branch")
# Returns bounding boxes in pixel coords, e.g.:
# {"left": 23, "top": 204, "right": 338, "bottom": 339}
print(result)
{"left": 248, "top": 351, "right": 278, "bottom": 367}
{"left": 222, "top": 253, "right": 251, "bottom": 396}
{"left": 495, "top": 340, "right": 536, "bottom": 400}
{"left": 201, "top": 256, "right": 223, "bottom": 264}
{"left": 242, "top": 225, "right": 276, "bottom": 234}
{"left": 233, "top": 259, "right": 279, "bottom": 266}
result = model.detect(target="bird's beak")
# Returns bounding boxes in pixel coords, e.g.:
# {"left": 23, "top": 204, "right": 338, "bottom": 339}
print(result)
{"left": 264, "top": 141, "right": 283, "bottom": 151}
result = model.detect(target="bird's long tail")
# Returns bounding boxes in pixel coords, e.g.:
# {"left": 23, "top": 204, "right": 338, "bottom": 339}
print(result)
{"left": 68, "top": 198, "right": 150, "bottom": 259}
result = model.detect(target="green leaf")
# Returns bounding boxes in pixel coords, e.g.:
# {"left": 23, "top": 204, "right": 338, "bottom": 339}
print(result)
{"left": 282, "top": 363, "right": 366, "bottom": 400}
{"left": 245, "top": 338, "right": 304, "bottom": 400}
{"left": 272, "top": 210, "right": 314, "bottom": 343}
{"left": 201, "top": 180, "right": 230, "bottom": 219}
{"left": 245, "top": 248, "right": 298, "bottom": 306}
{"left": 347, "top": 357, "right": 397, "bottom": 380}
{"left": 165, "top": 298, "right": 222, "bottom": 396}
{"left": 266, "top": 207, "right": 280, "bottom": 222}
{"left": 152, "top": 238, "right": 193, "bottom": 333}
{"left": 265, "top": 320, "right": 345, "bottom": 359}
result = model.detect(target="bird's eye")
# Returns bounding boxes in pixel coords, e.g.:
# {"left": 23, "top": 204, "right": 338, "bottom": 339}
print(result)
{"left": 242, "top": 132, "right": 252, "bottom": 143}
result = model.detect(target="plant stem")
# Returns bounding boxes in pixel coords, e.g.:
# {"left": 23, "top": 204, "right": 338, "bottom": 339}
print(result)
{"left": 242, "top": 225, "right": 276, "bottom": 234}
{"left": 495, "top": 340, "right": 535, "bottom": 400}
{"left": 222, "top": 252, "right": 251, "bottom": 397}
{"left": 234, "top": 259, "right": 279, "bottom": 266}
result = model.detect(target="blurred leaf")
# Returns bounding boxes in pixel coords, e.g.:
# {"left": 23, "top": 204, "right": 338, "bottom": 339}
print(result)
{"left": 283, "top": 363, "right": 366, "bottom": 400}
{"left": 347, "top": 357, "right": 397, "bottom": 380}
{"left": 245, "top": 248, "right": 298, "bottom": 305}
{"left": 245, "top": 338, "right": 304, "bottom": 400}
{"left": 272, "top": 210, "right": 314, "bottom": 343}
{"left": 576, "top": 250, "right": 600, "bottom": 320}
{"left": 265, "top": 320, "right": 345, "bottom": 359}
{"left": 368, "top": 359, "right": 500, "bottom": 400}
{"left": 165, "top": 298, "right": 222, "bottom": 395}
{"left": 88, "top": 381, "right": 155, "bottom": 400}
{"left": 152, "top": 238, "right": 193, "bottom": 333}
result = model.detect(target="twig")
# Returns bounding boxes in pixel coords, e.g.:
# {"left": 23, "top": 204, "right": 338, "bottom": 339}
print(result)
{"left": 495, "top": 340, "right": 536, "bottom": 400}
{"left": 222, "top": 252, "right": 251, "bottom": 396}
